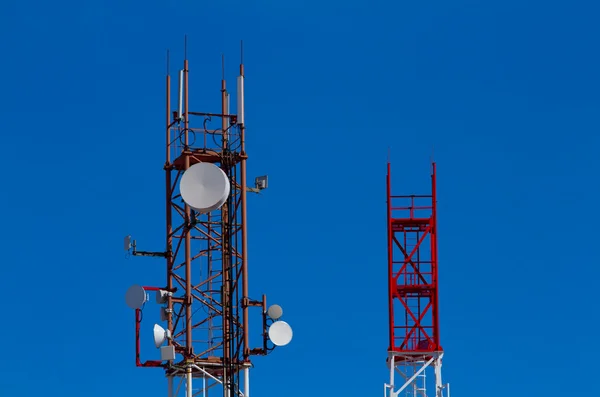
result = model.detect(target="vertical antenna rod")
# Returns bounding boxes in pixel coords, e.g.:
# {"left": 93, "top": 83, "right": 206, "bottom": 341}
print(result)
{"left": 239, "top": 39, "right": 250, "bottom": 397}
{"left": 165, "top": 49, "right": 173, "bottom": 335}
{"left": 237, "top": 42, "right": 245, "bottom": 126}
{"left": 239, "top": 40, "right": 249, "bottom": 359}
{"left": 183, "top": 56, "right": 192, "bottom": 356}
{"left": 178, "top": 70, "right": 184, "bottom": 120}
{"left": 165, "top": 47, "right": 175, "bottom": 397}
{"left": 221, "top": 55, "right": 232, "bottom": 397}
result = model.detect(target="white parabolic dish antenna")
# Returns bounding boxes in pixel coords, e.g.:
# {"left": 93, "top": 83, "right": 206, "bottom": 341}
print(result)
{"left": 125, "top": 285, "right": 147, "bottom": 309}
{"left": 267, "top": 304, "right": 283, "bottom": 320}
{"left": 180, "top": 162, "right": 230, "bottom": 213}
{"left": 268, "top": 320, "right": 293, "bottom": 347}
{"left": 153, "top": 324, "right": 171, "bottom": 348}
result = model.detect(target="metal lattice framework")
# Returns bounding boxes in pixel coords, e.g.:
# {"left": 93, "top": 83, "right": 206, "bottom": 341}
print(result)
{"left": 164, "top": 59, "right": 247, "bottom": 396}
{"left": 387, "top": 162, "right": 439, "bottom": 354}
{"left": 384, "top": 162, "right": 449, "bottom": 397}
{"left": 131, "top": 55, "right": 272, "bottom": 397}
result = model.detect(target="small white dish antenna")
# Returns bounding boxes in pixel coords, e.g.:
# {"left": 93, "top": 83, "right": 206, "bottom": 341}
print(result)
{"left": 180, "top": 162, "right": 231, "bottom": 213}
{"left": 268, "top": 320, "right": 293, "bottom": 347}
{"left": 125, "top": 285, "right": 147, "bottom": 309}
{"left": 267, "top": 304, "right": 283, "bottom": 320}
{"left": 153, "top": 324, "right": 171, "bottom": 348}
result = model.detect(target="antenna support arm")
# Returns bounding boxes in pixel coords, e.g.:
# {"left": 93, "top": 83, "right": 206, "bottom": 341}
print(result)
{"left": 131, "top": 240, "right": 169, "bottom": 257}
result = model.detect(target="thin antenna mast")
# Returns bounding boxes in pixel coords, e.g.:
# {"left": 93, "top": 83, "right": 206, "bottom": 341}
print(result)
{"left": 239, "top": 39, "right": 250, "bottom": 397}
{"left": 237, "top": 42, "right": 245, "bottom": 126}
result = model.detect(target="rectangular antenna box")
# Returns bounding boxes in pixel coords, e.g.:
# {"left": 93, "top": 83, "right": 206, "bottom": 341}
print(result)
{"left": 160, "top": 345, "right": 176, "bottom": 361}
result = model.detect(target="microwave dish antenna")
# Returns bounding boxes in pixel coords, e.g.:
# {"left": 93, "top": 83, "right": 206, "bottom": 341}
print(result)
{"left": 268, "top": 320, "right": 293, "bottom": 347}
{"left": 179, "top": 162, "right": 230, "bottom": 213}
{"left": 125, "top": 285, "right": 147, "bottom": 309}
{"left": 267, "top": 304, "right": 283, "bottom": 320}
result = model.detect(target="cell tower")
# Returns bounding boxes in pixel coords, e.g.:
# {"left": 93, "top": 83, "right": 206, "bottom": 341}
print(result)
{"left": 384, "top": 162, "right": 450, "bottom": 397}
{"left": 124, "top": 41, "right": 293, "bottom": 397}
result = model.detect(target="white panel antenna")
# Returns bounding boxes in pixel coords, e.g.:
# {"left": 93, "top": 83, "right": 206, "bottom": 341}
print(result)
{"left": 178, "top": 70, "right": 184, "bottom": 119}
{"left": 124, "top": 235, "right": 131, "bottom": 251}
{"left": 156, "top": 289, "right": 171, "bottom": 304}
{"left": 160, "top": 345, "right": 176, "bottom": 361}
{"left": 237, "top": 75, "right": 244, "bottom": 125}
{"left": 160, "top": 307, "right": 172, "bottom": 322}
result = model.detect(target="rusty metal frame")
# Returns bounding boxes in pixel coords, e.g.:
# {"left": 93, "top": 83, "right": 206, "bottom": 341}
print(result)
{"left": 163, "top": 58, "right": 249, "bottom": 385}
{"left": 130, "top": 48, "right": 274, "bottom": 397}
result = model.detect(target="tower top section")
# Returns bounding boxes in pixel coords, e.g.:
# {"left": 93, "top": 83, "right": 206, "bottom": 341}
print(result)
{"left": 386, "top": 162, "right": 442, "bottom": 355}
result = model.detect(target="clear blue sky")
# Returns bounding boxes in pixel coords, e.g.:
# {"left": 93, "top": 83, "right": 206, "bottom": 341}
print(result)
{"left": 1, "top": 0, "right": 598, "bottom": 396}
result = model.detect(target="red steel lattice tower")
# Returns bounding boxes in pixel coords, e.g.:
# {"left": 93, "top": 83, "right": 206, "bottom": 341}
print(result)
{"left": 384, "top": 162, "right": 450, "bottom": 397}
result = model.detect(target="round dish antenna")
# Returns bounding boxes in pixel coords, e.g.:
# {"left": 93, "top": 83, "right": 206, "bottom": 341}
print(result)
{"left": 268, "top": 320, "right": 293, "bottom": 347}
{"left": 153, "top": 324, "right": 171, "bottom": 348}
{"left": 267, "top": 304, "right": 283, "bottom": 320}
{"left": 125, "top": 285, "right": 147, "bottom": 309}
{"left": 180, "top": 162, "right": 230, "bottom": 213}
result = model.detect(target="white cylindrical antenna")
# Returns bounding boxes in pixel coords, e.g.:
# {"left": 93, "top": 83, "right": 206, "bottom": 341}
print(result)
{"left": 237, "top": 75, "right": 245, "bottom": 125}
{"left": 178, "top": 70, "right": 184, "bottom": 119}
{"left": 244, "top": 368, "right": 250, "bottom": 397}
{"left": 186, "top": 366, "right": 193, "bottom": 397}
{"left": 225, "top": 92, "right": 230, "bottom": 140}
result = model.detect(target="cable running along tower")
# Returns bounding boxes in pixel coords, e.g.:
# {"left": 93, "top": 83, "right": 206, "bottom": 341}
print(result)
{"left": 384, "top": 162, "right": 450, "bottom": 397}
{"left": 124, "top": 43, "right": 293, "bottom": 397}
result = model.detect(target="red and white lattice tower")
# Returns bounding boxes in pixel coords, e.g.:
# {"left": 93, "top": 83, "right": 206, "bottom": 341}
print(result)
{"left": 384, "top": 162, "right": 450, "bottom": 397}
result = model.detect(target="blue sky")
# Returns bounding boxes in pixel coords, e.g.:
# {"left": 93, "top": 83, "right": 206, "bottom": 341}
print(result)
{"left": 1, "top": 0, "right": 599, "bottom": 396}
